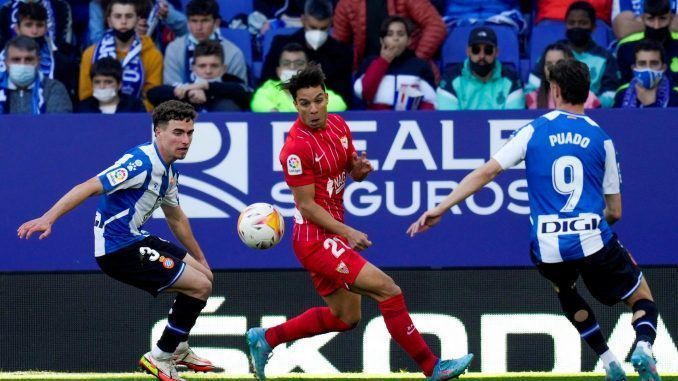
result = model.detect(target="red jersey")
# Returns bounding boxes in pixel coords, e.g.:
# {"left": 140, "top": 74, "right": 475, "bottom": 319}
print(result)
{"left": 279, "top": 114, "right": 356, "bottom": 242}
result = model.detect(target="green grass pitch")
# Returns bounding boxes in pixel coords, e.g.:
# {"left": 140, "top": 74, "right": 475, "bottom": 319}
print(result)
{"left": 0, "top": 373, "right": 677, "bottom": 381}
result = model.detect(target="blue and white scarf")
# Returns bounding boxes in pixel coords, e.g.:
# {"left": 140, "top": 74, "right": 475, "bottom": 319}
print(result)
{"left": 146, "top": 0, "right": 161, "bottom": 36}
{"left": 185, "top": 31, "right": 222, "bottom": 83}
{"left": 621, "top": 76, "right": 671, "bottom": 108}
{"left": 11, "top": 0, "right": 56, "bottom": 42}
{"left": 92, "top": 29, "right": 144, "bottom": 97}
{"left": 0, "top": 70, "right": 46, "bottom": 114}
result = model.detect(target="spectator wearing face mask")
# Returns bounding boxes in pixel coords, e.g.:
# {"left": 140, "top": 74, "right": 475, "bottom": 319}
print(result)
{"left": 0, "top": 2, "right": 77, "bottom": 100}
{"left": 77, "top": 57, "right": 146, "bottom": 113}
{"left": 526, "top": 1, "right": 620, "bottom": 108}
{"left": 260, "top": 0, "right": 354, "bottom": 107}
{"left": 616, "top": 0, "right": 678, "bottom": 84}
{"left": 0, "top": 35, "right": 71, "bottom": 114}
{"left": 615, "top": 39, "right": 678, "bottom": 106}
{"left": 252, "top": 42, "right": 347, "bottom": 112}
{"left": 437, "top": 26, "right": 524, "bottom": 110}
{"left": 148, "top": 40, "right": 251, "bottom": 111}
{"left": 79, "top": 0, "right": 163, "bottom": 111}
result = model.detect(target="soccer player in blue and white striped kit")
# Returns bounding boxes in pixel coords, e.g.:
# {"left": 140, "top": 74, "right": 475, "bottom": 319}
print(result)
{"left": 18, "top": 101, "right": 215, "bottom": 381}
{"left": 408, "top": 59, "right": 661, "bottom": 381}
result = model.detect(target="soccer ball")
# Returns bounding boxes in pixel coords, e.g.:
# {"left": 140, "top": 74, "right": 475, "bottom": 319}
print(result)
{"left": 237, "top": 203, "right": 285, "bottom": 249}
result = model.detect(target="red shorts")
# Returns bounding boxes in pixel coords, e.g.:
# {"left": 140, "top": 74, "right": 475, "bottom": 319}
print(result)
{"left": 293, "top": 235, "right": 368, "bottom": 297}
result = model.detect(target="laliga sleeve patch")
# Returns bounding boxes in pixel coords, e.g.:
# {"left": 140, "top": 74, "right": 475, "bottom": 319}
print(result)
{"left": 105, "top": 168, "right": 129, "bottom": 186}
{"left": 287, "top": 154, "right": 303, "bottom": 175}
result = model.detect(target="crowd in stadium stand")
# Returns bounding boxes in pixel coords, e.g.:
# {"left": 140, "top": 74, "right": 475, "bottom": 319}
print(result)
{"left": 0, "top": 0, "right": 676, "bottom": 114}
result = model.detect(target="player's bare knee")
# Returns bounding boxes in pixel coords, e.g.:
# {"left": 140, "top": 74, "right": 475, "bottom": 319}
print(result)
{"left": 574, "top": 309, "right": 589, "bottom": 322}
{"left": 193, "top": 275, "right": 212, "bottom": 300}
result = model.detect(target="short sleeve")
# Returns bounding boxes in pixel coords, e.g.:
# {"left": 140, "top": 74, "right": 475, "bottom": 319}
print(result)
{"left": 97, "top": 153, "right": 149, "bottom": 194}
{"left": 492, "top": 124, "right": 535, "bottom": 169}
{"left": 603, "top": 139, "right": 621, "bottom": 194}
{"left": 162, "top": 172, "right": 180, "bottom": 207}
{"left": 281, "top": 142, "right": 315, "bottom": 187}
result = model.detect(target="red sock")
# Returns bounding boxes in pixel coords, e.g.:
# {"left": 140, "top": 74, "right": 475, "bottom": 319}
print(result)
{"left": 379, "top": 294, "right": 438, "bottom": 376}
{"left": 264, "top": 307, "right": 352, "bottom": 348}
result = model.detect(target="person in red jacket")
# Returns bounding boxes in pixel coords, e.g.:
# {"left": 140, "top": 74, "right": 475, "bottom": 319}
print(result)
{"left": 332, "top": 0, "right": 446, "bottom": 73}
{"left": 354, "top": 15, "right": 436, "bottom": 110}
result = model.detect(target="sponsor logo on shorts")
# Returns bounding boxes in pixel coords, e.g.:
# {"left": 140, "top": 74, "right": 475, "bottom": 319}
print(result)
{"left": 336, "top": 261, "right": 349, "bottom": 274}
{"left": 287, "top": 154, "right": 302, "bottom": 175}
{"left": 105, "top": 168, "right": 128, "bottom": 186}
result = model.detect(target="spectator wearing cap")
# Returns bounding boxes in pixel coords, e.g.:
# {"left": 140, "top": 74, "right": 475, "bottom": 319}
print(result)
{"left": 437, "top": 26, "right": 524, "bottom": 110}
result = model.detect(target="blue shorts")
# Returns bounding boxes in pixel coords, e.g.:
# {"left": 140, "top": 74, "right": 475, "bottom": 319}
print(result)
{"left": 96, "top": 236, "right": 187, "bottom": 297}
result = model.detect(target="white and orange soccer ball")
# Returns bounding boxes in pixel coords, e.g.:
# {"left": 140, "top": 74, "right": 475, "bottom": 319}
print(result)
{"left": 237, "top": 203, "right": 285, "bottom": 249}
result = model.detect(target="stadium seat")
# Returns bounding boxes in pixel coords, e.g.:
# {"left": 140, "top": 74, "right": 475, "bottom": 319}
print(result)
{"left": 218, "top": 0, "right": 253, "bottom": 23}
{"left": 220, "top": 28, "right": 253, "bottom": 84}
{"left": 262, "top": 27, "right": 300, "bottom": 63}
{"left": 529, "top": 20, "right": 614, "bottom": 70}
{"left": 442, "top": 25, "right": 520, "bottom": 72}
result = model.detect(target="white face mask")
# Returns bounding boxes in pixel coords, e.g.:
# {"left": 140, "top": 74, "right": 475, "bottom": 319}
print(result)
{"left": 194, "top": 75, "right": 222, "bottom": 84}
{"left": 279, "top": 69, "right": 298, "bottom": 83}
{"left": 93, "top": 87, "right": 118, "bottom": 103}
{"left": 9, "top": 64, "right": 37, "bottom": 87}
{"left": 304, "top": 30, "right": 328, "bottom": 50}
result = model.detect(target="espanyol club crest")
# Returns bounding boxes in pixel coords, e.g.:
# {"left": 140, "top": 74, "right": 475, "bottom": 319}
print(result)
{"left": 340, "top": 136, "right": 348, "bottom": 149}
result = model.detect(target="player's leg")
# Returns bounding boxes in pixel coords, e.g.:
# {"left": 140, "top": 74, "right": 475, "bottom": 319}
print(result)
{"left": 182, "top": 253, "right": 213, "bottom": 283}
{"left": 624, "top": 279, "right": 660, "bottom": 381}
{"left": 537, "top": 259, "right": 624, "bottom": 381}
{"left": 350, "top": 262, "right": 473, "bottom": 380}
{"left": 168, "top": 254, "right": 217, "bottom": 371}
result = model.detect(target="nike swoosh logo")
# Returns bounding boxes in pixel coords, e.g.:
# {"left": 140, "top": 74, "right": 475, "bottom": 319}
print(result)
{"left": 406, "top": 326, "right": 416, "bottom": 335}
{"left": 315, "top": 154, "right": 325, "bottom": 162}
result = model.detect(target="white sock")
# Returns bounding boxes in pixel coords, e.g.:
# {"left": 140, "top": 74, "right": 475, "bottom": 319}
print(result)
{"left": 151, "top": 344, "right": 173, "bottom": 360}
{"left": 175, "top": 341, "right": 189, "bottom": 353}
{"left": 636, "top": 340, "right": 653, "bottom": 354}
{"left": 600, "top": 350, "right": 619, "bottom": 368}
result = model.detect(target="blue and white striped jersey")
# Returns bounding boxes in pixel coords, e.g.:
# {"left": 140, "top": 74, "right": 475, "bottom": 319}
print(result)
{"left": 493, "top": 110, "right": 621, "bottom": 263}
{"left": 94, "top": 142, "right": 179, "bottom": 257}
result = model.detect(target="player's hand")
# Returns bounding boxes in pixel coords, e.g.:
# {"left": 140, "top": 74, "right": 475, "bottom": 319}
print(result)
{"left": 188, "top": 89, "right": 207, "bottom": 104}
{"left": 406, "top": 209, "right": 443, "bottom": 237}
{"left": 350, "top": 151, "right": 373, "bottom": 181}
{"left": 345, "top": 228, "right": 372, "bottom": 251}
{"left": 17, "top": 217, "right": 54, "bottom": 240}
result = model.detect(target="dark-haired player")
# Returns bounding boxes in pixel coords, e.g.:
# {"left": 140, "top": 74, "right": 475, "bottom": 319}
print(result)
{"left": 246, "top": 63, "right": 474, "bottom": 381}
{"left": 18, "top": 100, "right": 216, "bottom": 381}
{"left": 408, "top": 59, "right": 662, "bottom": 381}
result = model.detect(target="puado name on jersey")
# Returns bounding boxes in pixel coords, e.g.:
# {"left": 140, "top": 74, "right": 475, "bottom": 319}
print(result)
{"left": 549, "top": 132, "right": 590, "bottom": 148}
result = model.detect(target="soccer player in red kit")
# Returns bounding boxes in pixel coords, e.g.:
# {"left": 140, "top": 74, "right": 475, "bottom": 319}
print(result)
{"left": 245, "top": 63, "right": 474, "bottom": 381}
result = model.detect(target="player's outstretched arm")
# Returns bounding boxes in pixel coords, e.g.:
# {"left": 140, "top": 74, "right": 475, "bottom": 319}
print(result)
{"left": 161, "top": 204, "right": 210, "bottom": 269}
{"left": 291, "top": 184, "right": 372, "bottom": 251}
{"left": 349, "top": 151, "right": 373, "bottom": 182}
{"left": 407, "top": 159, "right": 503, "bottom": 237}
{"left": 17, "top": 177, "right": 104, "bottom": 240}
